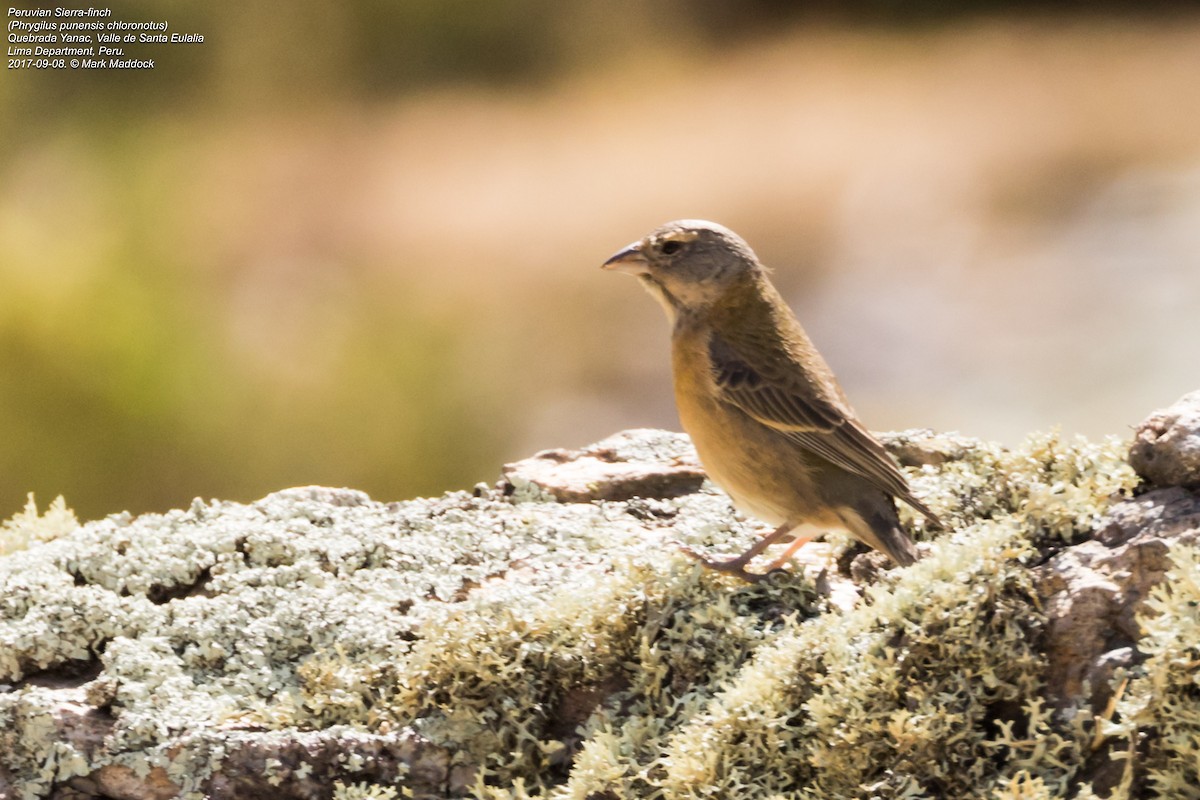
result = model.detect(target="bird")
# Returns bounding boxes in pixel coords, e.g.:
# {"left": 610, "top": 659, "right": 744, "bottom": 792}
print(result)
{"left": 602, "top": 219, "right": 941, "bottom": 581}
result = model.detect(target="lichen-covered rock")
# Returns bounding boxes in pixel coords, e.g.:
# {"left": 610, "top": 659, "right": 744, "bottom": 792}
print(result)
{"left": 0, "top": 466, "right": 772, "bottom": 799}
{"left": 1037, "top": 488, "right": 1200, "bottom": 714}
{"left": 499, "top": 429, "right": 705, "bottom": 503}
{"left": 1102, "top": 542, "right": 1200, "bottom": 798}
{"left": 877, "top": 429, "right": 982, "bottom": 468}
{"left": 1, "top": 411, "right": 1195, "bottom": 800}
{"left": 1130, "top": 390, "right": 1200, "bottom": 489}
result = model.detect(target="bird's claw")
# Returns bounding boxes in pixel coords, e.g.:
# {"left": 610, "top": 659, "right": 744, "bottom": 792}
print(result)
{"left": 675, "top": 543, "right": 784, "bottom": 584}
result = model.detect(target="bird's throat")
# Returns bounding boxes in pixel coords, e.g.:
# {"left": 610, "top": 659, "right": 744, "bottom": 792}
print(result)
{"left": 638, "top": 275, "right": 681, "bottom": 325}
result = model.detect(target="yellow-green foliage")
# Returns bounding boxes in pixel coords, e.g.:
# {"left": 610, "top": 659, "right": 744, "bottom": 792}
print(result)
{"left": 0, "top": 431, "right": 1143, "bottom": 799}
{"left": 895, "top": 429, "right": 1137, "bottom": 544}
{"left": 0, "top": 493, "right": 78, "bottom": 556}
{"left": 1097, "top": 542, "right": 1200, "bottom": 800}
{"left": 333, "top": 780, "right": 402, "bottom": 799}
{"left": 991, "top": 771, "right": 1059, "bottom": 800}
{"left": 413, "top": 431, "right": 1137, "bottom": 798}
{"left": 1004, "top": 431, "right": 1138, "bottom": 543}
{"left": 532, "top": 522, "right": 1072, "bottom": 799}
{"left": 403, "top": 559, "right": 820, "bottom": 792}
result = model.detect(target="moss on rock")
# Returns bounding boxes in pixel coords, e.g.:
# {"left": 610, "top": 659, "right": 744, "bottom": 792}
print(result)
{"left": 3, "top": 425, "right": 1192, "bottom": 800}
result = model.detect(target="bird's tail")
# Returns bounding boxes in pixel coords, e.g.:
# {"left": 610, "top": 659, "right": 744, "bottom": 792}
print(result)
{"left": 841, "top": 507, "right": 920, "bottom": 567}
{"left": 902, "top": 492, "right": 943, "bottom": 531}
{"left": 875, "top": 523, "right": 919, "bottom": 566}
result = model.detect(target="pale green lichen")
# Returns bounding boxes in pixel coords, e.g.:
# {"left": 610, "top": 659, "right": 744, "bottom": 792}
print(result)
{"left": 334, "top": 780, "right": 403, "bottom": 799}
{"left": 0, "top": 493, "right": 78, "bottom": 556}
{"left": 532, "top": 519, "right": 1072, "bottom": 799}
{"left": 1090, "top": 541, "right": 1200, "bottom": 800}
{"left": 991, "top": 771, "right": 1059, "bottom": 800}
{"left": 890, "top": 428, "right": 1138, "bottom": 545}
{"left": 0, "top": 687, "right": 92, "bottom": 800}
{"left": 0, "top": 431, "right": 1150, "bottom": 798}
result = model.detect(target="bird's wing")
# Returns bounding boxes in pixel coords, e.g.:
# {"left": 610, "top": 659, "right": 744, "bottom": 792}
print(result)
{"left": 707, "top": 331, "right": 939, "bottom": 522}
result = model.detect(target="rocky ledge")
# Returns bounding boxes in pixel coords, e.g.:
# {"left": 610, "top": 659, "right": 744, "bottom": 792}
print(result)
{"left": 2, "top": 391, "right": 1200, "bottom": 800}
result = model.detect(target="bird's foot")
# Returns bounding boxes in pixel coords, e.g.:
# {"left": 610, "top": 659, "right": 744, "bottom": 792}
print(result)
{"left": 675, "top": 543, "right": 787, "bottom": 584}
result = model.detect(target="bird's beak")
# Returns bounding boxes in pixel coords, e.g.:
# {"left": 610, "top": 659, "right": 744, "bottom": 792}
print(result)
{"left": 601, "top": 242, "right": 649, "bottom": 275}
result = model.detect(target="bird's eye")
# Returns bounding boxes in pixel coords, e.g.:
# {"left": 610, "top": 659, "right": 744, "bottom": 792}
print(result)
{"left": 661, "top": 240, "right": 682, "bottom": 255}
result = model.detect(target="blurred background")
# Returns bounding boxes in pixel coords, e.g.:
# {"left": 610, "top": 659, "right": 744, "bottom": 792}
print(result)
{"left": 3, "top": 1, "right": 1199, "bottom": 521}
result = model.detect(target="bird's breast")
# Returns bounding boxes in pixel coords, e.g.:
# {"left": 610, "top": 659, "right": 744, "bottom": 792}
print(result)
{"left": 670, "top": 325, "right": 833, "bottom": 529}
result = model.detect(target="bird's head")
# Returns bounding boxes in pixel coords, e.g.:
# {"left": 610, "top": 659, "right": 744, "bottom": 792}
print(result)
{"left": 602, "top": 219, "right": 763, "bottom": 320}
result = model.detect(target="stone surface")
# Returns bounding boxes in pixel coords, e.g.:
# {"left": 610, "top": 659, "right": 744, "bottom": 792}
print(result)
{"left": 877, "top": 429, "right": 982, "bottom": 468}
{"left": 1037, "top": 487, "right": 1200, "bottom": 714}
{"left": 499, "top": 428, "right": 706, "bottom": 502}
{"left": 0, "top": 446, "right": 760, "bottom": 800}
{"left": 3, "top": 408, "right": 1200, "bottom": 799}
{"left": 1129, "top": 389, "right": 1200, "bottom": 489}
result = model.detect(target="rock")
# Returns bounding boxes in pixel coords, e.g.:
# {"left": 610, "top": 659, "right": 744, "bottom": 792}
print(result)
{"left": 1036, "top": 487, "right": 1200, "bottom": 713}
{"left": 1130, "top": 390, "right": 1200, "bottom": 489}
{"left": 1033, "top": 484, "right": 1200, "bottom": 796}
{"left": 878, "top": 429, "right": 981, "bottom": 468}
{"left": 3, "top": 402, "right": 1200, "bottom": 800}
{"left": 499, "top": 428, "right": 706, "bottom": 502}
{"left": 0, "top": 434, "right": 754, "bottom": 800}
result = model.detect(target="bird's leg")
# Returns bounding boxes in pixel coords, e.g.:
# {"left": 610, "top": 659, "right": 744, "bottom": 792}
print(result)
{"left": 760, "top": 534, "right": 818, "bottom": 575}
{"left": 679, "top": 522, "right": 804, "bottom": 583}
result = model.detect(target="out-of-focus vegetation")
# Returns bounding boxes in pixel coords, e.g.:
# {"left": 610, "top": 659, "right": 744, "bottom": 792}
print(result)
{"left": 3, "top": 2, "right": 1200, "bottom": 520}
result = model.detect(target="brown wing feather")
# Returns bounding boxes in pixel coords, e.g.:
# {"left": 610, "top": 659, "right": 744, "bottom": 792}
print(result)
{"left": 708, "top": 332, "right": 940, "bottom": 525}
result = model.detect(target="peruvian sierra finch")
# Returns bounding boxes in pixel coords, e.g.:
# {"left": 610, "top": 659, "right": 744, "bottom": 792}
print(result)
{"left": 603, "top": 220, "right": 941, "bottom": 581}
